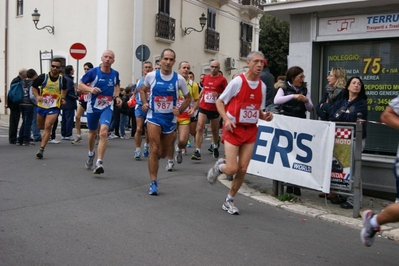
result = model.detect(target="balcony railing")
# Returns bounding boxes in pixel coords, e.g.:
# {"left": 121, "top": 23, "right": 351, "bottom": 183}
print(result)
{"left": 240, "top": 39, "right": 252, "bottom": 58}
{"left": 205, "top": 29, "right": 220, "bottom": 51}
{"left": 239, "top": 0, "right": 267, "bottom": 9}
{"left": 155, "top": 13, "right": 175, "bottom": 41}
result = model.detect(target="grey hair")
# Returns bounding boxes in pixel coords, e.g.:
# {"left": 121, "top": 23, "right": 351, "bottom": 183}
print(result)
{"left": 178, "top": 61, "right": 189, "bottom": 69}
{"left": 247, "top": 51, "right": 265, "bottom": 62}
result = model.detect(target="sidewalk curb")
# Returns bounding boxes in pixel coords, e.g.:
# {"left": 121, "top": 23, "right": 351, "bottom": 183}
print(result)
{"left": 219, "top": 177, "right": 399, "bottom": 242}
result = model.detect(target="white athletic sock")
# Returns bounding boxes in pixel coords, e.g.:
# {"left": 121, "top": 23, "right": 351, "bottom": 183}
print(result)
{"left": 370, "top": 215, "right": 380, "bottom": 228}
{"left": 217, "top": 164, "right": 224, "bottom": 173}
{"left": 226, "top": 194, "right": 234, "bottom": 202}
{"left": 88, "top": 151, "right": 94, "bottom": 156}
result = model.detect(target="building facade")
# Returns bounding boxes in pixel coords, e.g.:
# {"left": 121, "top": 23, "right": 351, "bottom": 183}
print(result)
{"left": 0, "top": 0, "right": 265, "bottom": 113}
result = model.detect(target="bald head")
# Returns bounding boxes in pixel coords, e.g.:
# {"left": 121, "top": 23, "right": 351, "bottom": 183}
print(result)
{"left": 209, "top": 60, "right": 221, "bottom": 76}
{"left": 101, "top": 50, "right": 115, "bottom": 70}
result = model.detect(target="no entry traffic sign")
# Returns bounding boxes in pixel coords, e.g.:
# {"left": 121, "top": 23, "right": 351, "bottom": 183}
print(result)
{"left": 70, "top": 43, "right": 87, "bottom": 60}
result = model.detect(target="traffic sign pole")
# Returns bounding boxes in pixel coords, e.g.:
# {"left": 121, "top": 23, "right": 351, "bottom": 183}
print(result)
{"left": 76, "top": 60, "right": 80, "bottom": 85}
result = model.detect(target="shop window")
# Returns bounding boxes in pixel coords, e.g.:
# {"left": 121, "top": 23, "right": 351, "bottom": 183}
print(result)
{"left": 322, "top": 40, "right": 399, "bottom": 155}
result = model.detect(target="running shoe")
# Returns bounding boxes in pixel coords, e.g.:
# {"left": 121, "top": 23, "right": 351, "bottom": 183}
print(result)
{"left": 143, "top": 145, "right": 149, "bottom": 157}
{"left": 361, "top": 209, "right": 380, "bottom": 247}
{"left": 108, "top": 133, "right": 118, "bottom": 140}
{"left": 71, "top": 136, "right": 83, "bottom": 144}
{"left": 222, "top": 200, "right": 239, "bottom": 215}
{"left": 182, "top": 149, "right": 187, "bottom": 155}
{"left": 135, "top": 148, "right": 141, "bottom": 159}
{"left": 213, "top": 147, "right": 219, "bottom": 159}
{"left": 207, "top": 158, "right": 225, "bottom": 184}
{"left": 191, "top": 150, "right": 201, "bottom": 160}
{"left": 149, "top": 180, "right": 158, "bottom": 195}
{"left": 36, "top": 148, "right": 44, "bottom": 159}
{"left": 208, "top": 143, "right": 214, "bottom": 153}
{"left": 85, "top": 152, "right": 95, "bottom": 169}
{"left": 175, "top": 150, "right": 183, "bottom": 164}
{"left": 62, "top": 137, "right": 71, "bottom": 140}
{"left": 226, "top": 174, "right": 233, "bottom": 181}
{"left": 93, "top": 160, "right": 104, "bottom": 174}
{"left": 186, "top": 139, "right": 191, "bottom": 147}
{"left": 49, "top": 139, "right": 60, "bottom": 144}
{"left": 166, "top": 161, "right": 175, "bottom": 171}
{"left": 23, "top": 141, "right": 35, "bottom": 146}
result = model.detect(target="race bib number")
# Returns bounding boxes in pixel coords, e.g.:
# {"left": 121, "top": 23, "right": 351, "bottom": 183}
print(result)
{"left": 239, "top": 103, "right": 260, "bottom": 124}
{"left": 176, "top": 98, "right": 188, "bottom": 113}
{"left": 204, "top": 92, "right": 217, "bottom": 103}
{"left": 41, "top": 94, "right": 57, "bottom": 108}
{"left": 154, "top": 96, "right": 173, "bottom": 113}
{"left": 94, "top": 95, "right": 112, "bottom": 110}
{"left": 83, "top": 93, "right": 89, "bottom": 102}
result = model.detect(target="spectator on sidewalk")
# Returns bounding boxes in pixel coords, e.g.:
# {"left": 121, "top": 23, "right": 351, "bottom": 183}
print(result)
{"left": 7, "top": 68, "right": 27, "bottom": 144}
{"left": 316, "top": 67, "right": 347, "bottom": 202}
{"left": 260, "top": 58, "right": 275, "bottom": 107}
{"left": 274, "top": 66, "right": 314, "bottom": 196}
{"left": 17, "top": 69, "right": 38, "bottom": 146}
{"left": 61, "top": 65, "right": 78, "bottom": 140}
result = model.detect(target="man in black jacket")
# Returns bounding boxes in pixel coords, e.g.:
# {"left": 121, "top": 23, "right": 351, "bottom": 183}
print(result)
{"left": 61, "top": 65, "right": 78, "bottom": 140}
{"left": 259, "top": 59, "right": 275, "bottom": 107}
{"left": 7, "top": 68, "right": 27, "bottom": 144}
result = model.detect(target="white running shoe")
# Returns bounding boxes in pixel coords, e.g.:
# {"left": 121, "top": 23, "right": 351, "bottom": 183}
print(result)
{"left": 165, "top": 161, "right": 174, "bottom": 172}
{"left": 93, "top": 160, "right": 104, "bottom": 174}
{"left": 207, "top": 158, "right": 225, "bottom": 184}
{"left": 222, "top": 200, "right": 239, "bottom": 215}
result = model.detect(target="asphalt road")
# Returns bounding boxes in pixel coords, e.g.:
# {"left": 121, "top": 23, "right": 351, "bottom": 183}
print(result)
{"left": 0, "top": 124, "right": 398, "bottom": 265}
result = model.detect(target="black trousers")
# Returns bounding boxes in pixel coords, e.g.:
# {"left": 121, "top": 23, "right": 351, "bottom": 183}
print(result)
{"left": 8, "top": 107, "right": 21, "bottom": 144}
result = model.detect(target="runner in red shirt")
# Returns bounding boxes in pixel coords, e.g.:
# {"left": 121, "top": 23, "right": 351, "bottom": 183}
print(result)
{"left": 192, "top": 60, "right": 227, "bottom": 160}
{"left": 207, "top": 51, "right": 273, "bottom": 215}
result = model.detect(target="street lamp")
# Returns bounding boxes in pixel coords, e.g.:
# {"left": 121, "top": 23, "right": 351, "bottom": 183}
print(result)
{"left": 184, "top": 13, "right": 207, "bottom": 35}
{"left": 32, "top": 8, "right": 55, "bottom": 35}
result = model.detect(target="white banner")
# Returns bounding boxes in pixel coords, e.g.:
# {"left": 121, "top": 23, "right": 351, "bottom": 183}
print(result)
{"left": 247, "top": 115, "right": 335, "bottom": 193}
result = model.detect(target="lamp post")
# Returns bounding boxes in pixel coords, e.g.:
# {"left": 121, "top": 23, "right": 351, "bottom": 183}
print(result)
{"left": 184, "top": 13, "right": 207, "bottom": 35}
{"left": 32, "top": 8, "right": 55, "bottom": 35}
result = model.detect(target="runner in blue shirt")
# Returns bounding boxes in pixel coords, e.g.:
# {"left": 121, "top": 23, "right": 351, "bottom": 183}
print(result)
{"left": 78, "top": 50, "right": 122, "bottom": 174}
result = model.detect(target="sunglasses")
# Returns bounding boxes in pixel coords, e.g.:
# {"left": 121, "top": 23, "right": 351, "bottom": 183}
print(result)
{"left": 51, "top": 65, "right": 61, "bottom": 69}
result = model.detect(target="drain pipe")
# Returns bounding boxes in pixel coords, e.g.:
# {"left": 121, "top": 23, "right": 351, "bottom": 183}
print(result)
{"left": 4, "top": 0, "right": 9, "bottom": 114}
